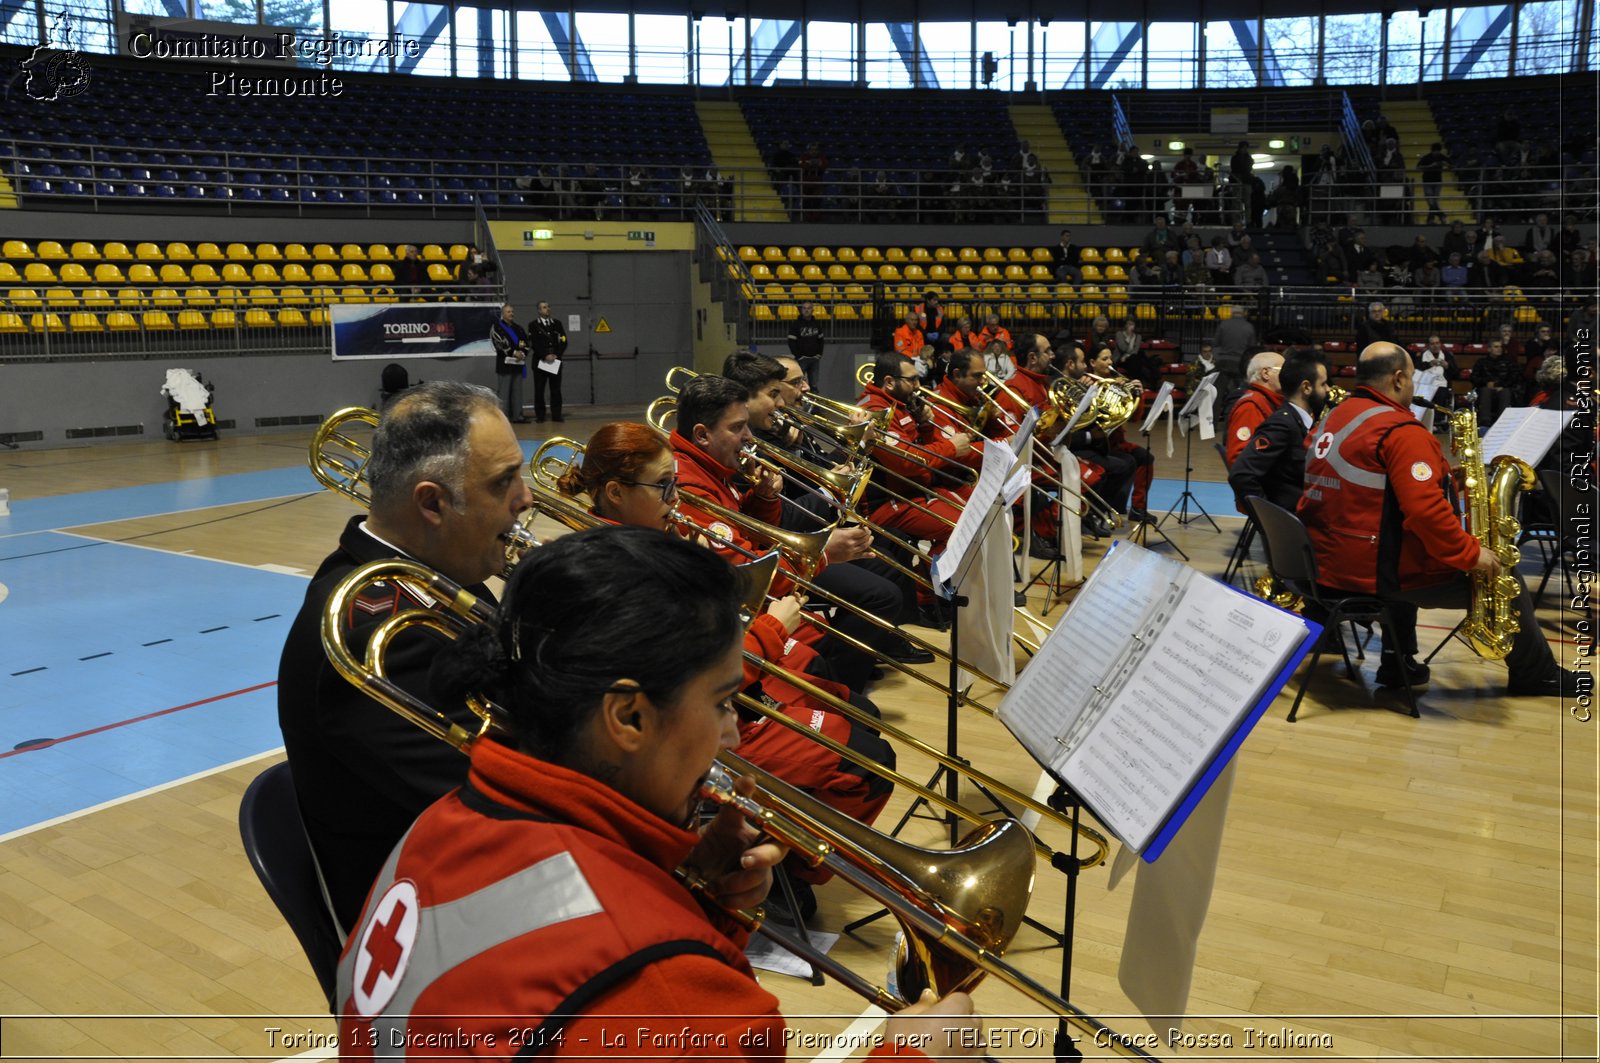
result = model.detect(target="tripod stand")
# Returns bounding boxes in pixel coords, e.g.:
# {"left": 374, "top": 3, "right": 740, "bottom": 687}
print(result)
{"left": 1158, "top": 417, "right": 1219, "bottom": 532}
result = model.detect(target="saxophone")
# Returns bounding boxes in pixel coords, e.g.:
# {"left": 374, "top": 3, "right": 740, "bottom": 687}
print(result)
{"left": 1448, "top": 407, "right": 1536, "bottom": 659}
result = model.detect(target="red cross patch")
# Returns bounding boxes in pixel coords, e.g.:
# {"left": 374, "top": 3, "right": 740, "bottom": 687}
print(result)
{"left": 1312, "top": 432, "right": 1334, "bottom": 459}
{"left": 351, "top": 879, "right": 420, "bottom": 1018}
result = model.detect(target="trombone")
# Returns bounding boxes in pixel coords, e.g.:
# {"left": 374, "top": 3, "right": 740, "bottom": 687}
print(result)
{"left": 309, "top": 406, "right": 542, "bottom": 576}
{"left": 981, "top": 374, "right": 1125, "bottom": 527}
{"left": 318, "top": 556, "right": 1159, "bottom": 1059}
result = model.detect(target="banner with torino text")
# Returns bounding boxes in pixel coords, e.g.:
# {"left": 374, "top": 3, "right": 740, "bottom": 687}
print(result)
{"left": 330, "top": 303, "right": 501, "bottom": 360}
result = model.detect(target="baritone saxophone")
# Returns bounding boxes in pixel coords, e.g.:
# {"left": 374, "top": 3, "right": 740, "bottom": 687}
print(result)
{"left": 1448, "top": 407, "right": 1536, "bottom": 659}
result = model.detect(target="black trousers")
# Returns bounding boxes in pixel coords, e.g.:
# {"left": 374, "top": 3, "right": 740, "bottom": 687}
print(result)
{"left": 533, "top": 365, "right": 562, "bottom": 419}
{"left": 1380, "top": 572, "right": 1556, "bottom": 682}
{"left": 1082, "top": 447, "right": 1138, "bottom": 513}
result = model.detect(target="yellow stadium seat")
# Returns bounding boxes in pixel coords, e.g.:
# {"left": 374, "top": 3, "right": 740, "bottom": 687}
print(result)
{"left": 159, "top": 264, "right": 190, "bottom": 284}
{"left": 777, "top": 304, "right": 799, "bottom": 320}
{"left": 9, "top": 288, "right": 41, "bottom": 309}
{"left": 69, "top": 311, "right": 103, "bottom": 332}
{"left": 166, "top": 242, "right": 195, "bottom": 261}
{"left": 425, "top": 264, "right": 452, "bottom": 283}
{"left": 251, "top": 263, "right": 281, "bottom": 283}
{"left": 367, "top": 244, "right": 393, "bottom": 261}
{"left": 751, "top": 304, "right": 775, "bottom": 321}
{"left": 1002, "top": 265, "right": 1026, "bottom": 282}
{"left": 749, "top": 264, "right": 774, "bottom": 282}
{"left": 243, "top": 309, "right": 275, "bottom": 328}
{"left": 979, "top": 265, "right": 1002, "bottom": 282}
{"left": 281, "top": 263, "right": 310, "bottom": 283}
{"left": 811, "top": 247, "right": 834, "bottom": 262}
{"left": 791, "top": 283, "right": 813, "bottom": 300}
{"left": 1080, "top": 265, "right": 1104, "bottom": 282}
{"left": 929, "top": 265, "right": 952, "bottom": 282}
{"left": 151, "top": 287, "right": 182, "bottom": 308}
{"left": 371, "top": 287, "right": 398, "bottom": 304}
{"left": 256, "top": 243, "right": 284, "bottom": 261}
{"left": 134, "top": 242, "right": 163, "bottom": 261}
{"left": 224, "top": 242, "right": 254, "bottom": 261}
{"left": 907, "top": 248, "right": 929, "bottom": 263}
{"left": 102, "top": 242, "right": 132, "bottom": 261}
{"left": 934, "top": 248, "right": 957, "bottom": 262}
{"left": 850, "top": 265, "right": 874, "bottom": 281}
{"left": 954, "top": 265, "right": 978, "bottom": 282}
{"left": 82, "top": 288, "right": 114, "bottom": 308}
{"left": 142, "top": 311, "right": 175, "bottom": 330}
{"left": 1029, "top": 265, "right": 1054, "bottom": 282}
{"left": 93, "top": 263, "right": 125, "bottom": 284}
{"left": 246, "top": 286, "right": 277, "bottom": 307}
{"left": 787, "top": 247, "right": 809, "bottom": 262}
{"left": 885, "top": 248, "right": 907, "bottom": 262}
{"left": 1078, "top": 247, "right": 1102, "bottom": 263}
{"left": 1032, "top": 247, "right": 1053, "bottom": 262}
{"left": 342, "top": 286, "right": 370, "bottom": 304}
{"left": 45, "top": 287, "right": 77, "bottom": 309}
{"left": 843, "top": 284, "right": 868, "bottom": 301}
{"left": 177, "top": 310, "right": 209, "bottom": 330}
{"left": 105, "top": 311, "right": 138, "bottom": 331}
{"left": 762, "top": 283, "right": 785, "bottom": 301}
{"left": 814, "top": 284, "right": 837, "bottom": 302}
{"left": 800, "top": 265, "right": 823, "bottom": 282}
{"left": 313, "top": 244, "right": 339, "bottom": 261}
{"left": 1104, "top": 247, "right": 1127, "bottom": 263}
{"left": 124, "top": 264, "right": 154, "bottom": 285}
{"left": 0, "top": 312, "right": 26, "bottom": 333}
{"left": 29, "top": 312, "right": 64, "bottom": 332}
{"left": 833, "top": 304, "right": 857, "bottom": 320}
{"left": 278, "top": 307, "right": 309, "bottom": 327}
{"left": 448, "top": 245, "right": 469, "bottom": 261}
{"left": 826, "top": 265, "right": 849, "bottom": 281}
{"left": 0, "top": 263, "right": 17, "bottom": 283}
{"left": 958, "top": 248, "right": 981, "bottom": 263}
{"left": 1104, "top": 265, "right": 1129, "bottom": 282}
{"left": 280, "top": 287, "right": 310, "bottom": 306}
{"left": 59, "top": 263, "right": 90, "bottom": 284}
{"left": 309, "top": 308, "right": 330, "bottom": 326}
{"left": 339, "top": 243, "right": 367, "bottom": 261}
{"left": 982, "top": 248, "right": 1005, "bottom": 262}
{"left": 904, "top": 264, "right": 927, "bottom": 282}
{"left": 773, "top": 264, "right": 797, "bottom": 282}
{"left": 211, "top": 309, "right": 238, "bottom": 328}
{"left": 1007, "top": 248, "right": 1029, "bottom": 263}
{"left": 762, "top": 247, "right": 785, "bottom": 262}
{"left": 836, "top": 247, "right": 859, "bottom": 262}
{"left": 284, "top": 243, "right": 311, "bottom": 261}
{"left": 184, "top": 287, "right": 215, "bottom": 308}
{"left": 23, "top": 263, "right": 56, "bottom": 283}
{"left": 216, "top": 287, "right": 244, "bottom": 308}
{"left": 215, "top": 263, "right": 245, "bottom": 284}
{"left": 411, "top": 244, "right": 441, "bottom": 263}
{"left": 860, "top": 247, "right": 882, "bottom": 262}
{"left": 195, "top": 242, "right": 223, "bottom": 261}
{"left": 1135, "top": 303, "right": 1157, "bottom": 321}
{"left": 739, "top": 246, "right": 759, "bottom": 261}
{"left": 190, "top": 264, "right": 221, "bottom": 284}
{"left": 37, "top": 240, "right": 67, "bottom": 260}
{"left": 3, "top": 240, "right": 34, "bottom": 259}
{"left": 809, "top": 304, "right": 829, "bottom": 320}
{"left": 878, "top": 264, "right": 902, "bottom": 281}
{"left": 310, "top": 286, "right": 337, "bottom": 305}
{"left": 309, "top": 263, "right": 338, "bottom": 283}
{"left": 369, "top": 264, "right": 395, "bottom": 283}
{"left": 1107, "top": 285, "right": 1129, "bottom": 301}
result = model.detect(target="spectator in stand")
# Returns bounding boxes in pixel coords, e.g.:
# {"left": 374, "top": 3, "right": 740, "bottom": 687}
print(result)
{"left": 892, "top": 310, "right": 923, "bottom": 358}
{"left": 1441, "top": 220, "right": 1471, "bottom": 261}
{"left": 1413, "top": 258, "right": 1443, "bottom": 300}
{"left": 1523, "top": 212, "right": 1557, "bottom": 255}
{"left": 1141, "top": 215, "right": 1173, "bottom": 259}
{"left": 769, "top": 140, "right": 799, "bottom": 203}
{"left": 1355, "top": 301, "right": 1400, "bottom": 351}
{"left": 1111, "top": 316, "right": 1142, "bottom": 363}
{"left": 1234, "top": 252, "right": 1268, "bottom": 291}
{"left": 1566, "top": 248, "right": 1600, "bottom": 289}
{"left": 1415, "top": 334, "right": 1461, "bottom": 381}
{"left": 1522, "top": 321, "right": 1556, "bottom": 384}
{"left": 1441, "top": 251, "right": 1469, "bottom": 293}
{"left": 798, "top": 142, "right": 828, "bottom": 222}
{"left": 1472, "top": 216, "right": 1504, "bottom": 254}
{"left": 1557, "top": 214, "right": 1585, "bottom": 258}
{"left": 1085, "top": 314, "right": 1115, "bottom": 358}
{"left": 948, "top": 315, "right": 983, "bottom": 355}
{"left": 916, "top": 291, "right": 948, "bottom": 352}
{"left": 1173, "top": 146, "right": 1201, "bottom": 185}
{"left": 1273, "top": 166, "right": 1300, "bottom": 228}
{"left": 786, "top": 303, "right": 826, "bottom": 390}
{"left": 1418, "top": 143, "right": 1449, "bottom": 224}
{"left": 1343, "top": 229, "right": 1378, "bottom": 276}
{"left": 1132, "top": 253, "right": 1163, "bottom": 290}
{"left": 1159, "top": 249, "right": 1185, "bottom": 291}
{"left": 982, "top": 339, "right": 1015, "bottom": 381}
{"left": 1115, "top": 323, "right": 1164, "bottom": 395}
{"left": 1407, "top": 234, "right": 1439, "bottom": 272}
{"left": 1204, "top": 236, "right": 1233, "bottom": 287}
{"left": 1470, "top": 249, "right": 1507, "bottom": 288}
{"left": 1210, "top": 303, "right": 1257, "bottom": 398}
{"left": 1050, "top": 229, "right": 1083, "bottom": 284}
{"left": 1472, "top": 338, "right": 1522, "bottom": 426}
{"left": 978, "top": 313, "right": 1012, "bottom": 352}
{"left": 1184, "top": 340, "right": 1218, "bottom": 395}
{"left": 1526, "top": 249, "right": 1559, "bottom": 286}
{"left": 395, "top": 244, "right": 427, "bottom": 300}
{"left": 1488, "top": 236, "right": 1525, "bottom": 280}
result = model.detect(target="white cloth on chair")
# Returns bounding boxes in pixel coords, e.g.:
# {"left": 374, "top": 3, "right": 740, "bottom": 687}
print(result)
{"left": 161, "top": 368, "right": 211, "bottom": 424}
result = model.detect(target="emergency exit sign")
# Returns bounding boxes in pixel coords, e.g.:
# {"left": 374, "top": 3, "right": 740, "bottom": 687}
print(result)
{"left": 627, "top": 230, "right": 656, "bottom": 243}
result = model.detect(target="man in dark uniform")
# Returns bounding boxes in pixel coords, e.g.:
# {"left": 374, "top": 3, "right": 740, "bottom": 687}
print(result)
{"left": 785, "top": 302, "right": 826, "bottom": 391}
{"left": 488, "top": 303, "right": 529, "bottom": 423}
{"left": 278, "top": 382, "right": 533, "bottom": 932}
{"left": 529, "top": 300, "right": 568, "bottom": 423}
{"left": 1229, "top": 349, "right": 1328, "bottom": 512}
{"left": 1297, "top": 343, "right": 1581, "bottom": 696}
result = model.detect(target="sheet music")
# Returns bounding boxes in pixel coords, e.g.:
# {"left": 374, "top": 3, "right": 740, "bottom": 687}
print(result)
{"left": 995, "top": 545, "right": 1170, "bottom": 761}
{"left": 1178, "top": 376, "right": 1218, "bottom": 441}
{"left": 536, "top": 357, "right": 562, "bottom": 375}
{"left": 1139, "top": 382, "right": 1175, "bottom": 434}
{"left": 932, "top": 439, "right": 1017, "bottom": 587}
{"left": 1003, "top": 465, "right": 1031, "bottom": 506}
{"left": 1059, "top": 572, "right": 1306, "bottom": 850}
{"left": 1009, "top": 405, "right": 1041, "bottom": 458}
{"left": 1410, "top": 366, "right": 1445, "bottom": 425}
{"left": 1477, "top": 405, "right": 1574, "bottom": 466}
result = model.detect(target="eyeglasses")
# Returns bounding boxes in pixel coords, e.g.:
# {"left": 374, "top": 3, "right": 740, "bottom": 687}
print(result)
{"left": 618, "top": 476, "right": 678, "bottom": 501}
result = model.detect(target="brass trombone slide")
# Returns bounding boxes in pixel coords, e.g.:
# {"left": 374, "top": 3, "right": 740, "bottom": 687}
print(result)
{"left": 981, "top": 373, "right": 1125, "bottom": 527}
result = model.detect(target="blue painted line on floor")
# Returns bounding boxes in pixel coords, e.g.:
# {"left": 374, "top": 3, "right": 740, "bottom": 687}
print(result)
{"left": 0, "top": 466, "right": 321, "bottom": 537}
{"left": 0, "top": 532, "right": 308, "bottom": 832}
{"left": 1147, "top": 477, "right": 1240, "bottom": 518}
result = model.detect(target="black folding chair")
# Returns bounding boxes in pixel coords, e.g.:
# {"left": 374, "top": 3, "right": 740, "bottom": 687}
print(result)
{"left": 1216, "top": 443, "right": 1257, "bottom": 590}
{"left": 239, "top": 763, "right": 343, "bottom": 1009}
{"left": 1247, "top": 497, "right": 1419, "bottom": 721}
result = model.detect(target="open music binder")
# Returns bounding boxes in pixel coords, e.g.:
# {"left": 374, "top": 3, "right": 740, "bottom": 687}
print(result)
{"left": 996, "top": 542, "right": 1321, "bottom": 861}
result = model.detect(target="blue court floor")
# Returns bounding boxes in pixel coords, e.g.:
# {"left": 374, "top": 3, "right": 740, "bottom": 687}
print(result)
{"left": 0, "top": 446, "right": 1234, "bottom": 837}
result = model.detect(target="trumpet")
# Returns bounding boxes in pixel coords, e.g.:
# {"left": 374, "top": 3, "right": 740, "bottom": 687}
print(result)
{"left": 319, "top": 557, "right": 1158, "bottom": 1058}
{"left": 310, "top": 406, "right": 541, "bottom": 576}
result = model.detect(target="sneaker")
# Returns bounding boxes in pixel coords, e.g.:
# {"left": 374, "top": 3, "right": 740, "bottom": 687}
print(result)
{"left": 1507, "top": 668, "right": 1592, "bottom": 697}
{"left": 1376, "top": 653, "right": 1431, "bottom": 688}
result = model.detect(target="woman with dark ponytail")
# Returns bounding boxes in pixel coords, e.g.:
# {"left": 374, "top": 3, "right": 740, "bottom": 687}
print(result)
{"left": 335, "top": 527, "right": 979, "bottom": 1060}
{"left": 558, "top": 423, "right": 898, "bottom": 915}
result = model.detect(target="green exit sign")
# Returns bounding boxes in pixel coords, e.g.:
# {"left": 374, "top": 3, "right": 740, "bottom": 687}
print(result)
{"left": 531, "top": 229, "right": 554, "bottom": 240}
{"left": 626, "top": 230, "right": 656, "bottom": 241}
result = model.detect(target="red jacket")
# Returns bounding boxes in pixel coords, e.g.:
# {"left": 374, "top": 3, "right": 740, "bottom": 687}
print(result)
{"left": 995, "top": 365, "right": 1052, "bottom": 426}
{"left": 1298, "top": 387, "right": 1480, "bottom": 594}
{"left": 1225, "top": 382, "right": 1282, "bottom": 465}
{"left": 925, "top": 377, "right": 1003, "bottom": 473}
{"left": 977, "top": 325, "right": 1012, "bottom": 351}
{"left": 670, "top": 429, "right": 781, "bottom": 555}
{"left": 857, "top": 383, "right": 960, "bottom": 489}
{"left": 892, "top": 324, "right": 924, "bottom": 357}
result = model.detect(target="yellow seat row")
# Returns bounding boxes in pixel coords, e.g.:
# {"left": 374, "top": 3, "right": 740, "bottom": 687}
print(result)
{"left": 747, "top": 262, "right": 1135, "bottom": 285}
{"left": 1, "top": 240, "right": 470, "bottom": 265}
{"left": 739, "top": 246, "right": 1139, "bottom": 267}
{"left": 6, "top": 285, "right": 396, "bottom": 311}
{"left": 0, "top": 261, "right": 429, "bottom": 286}
{"left": 0, "top": 307, "right": 337, "bottom": 333}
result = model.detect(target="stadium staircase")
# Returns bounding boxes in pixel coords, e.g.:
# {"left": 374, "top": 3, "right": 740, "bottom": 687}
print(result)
{"left": 1385, "top": 100, "right": 1473, "bottom": 222}
{"left": 1008, "top": 104, "right": 1100, "bottom": 225}
{"left": 0, "top": 174, "right": 15, "bottom": 208}
{"left": 694, "top": 101, "right": 788, "bottom": 222}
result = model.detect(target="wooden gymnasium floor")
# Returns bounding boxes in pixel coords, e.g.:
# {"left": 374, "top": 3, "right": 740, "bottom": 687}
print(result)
{"left": 0, "top": 406, "right": 1594, "bottom": 1062}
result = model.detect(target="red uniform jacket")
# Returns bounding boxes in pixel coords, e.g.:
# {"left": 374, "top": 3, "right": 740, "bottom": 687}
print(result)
{"left": 1225, "top": 382, "right": 1281, "bottom": 465}
{"left": 925, "top": 377, "right": 1004, "bottom": 473}
{"left": 977, "top": 325, "right": 1013, "bottom": 351}
{"left": 892, "top": 324, "right": 924, "bottom": 357}
{"left": 857, "top": 383, "right": 960, "bottom": 489}
{"left": 1298, "top": 387, "right": 1480, "bottom": 595}
{"left": 995, "top": 365, "right": 1051, "bottom": 426}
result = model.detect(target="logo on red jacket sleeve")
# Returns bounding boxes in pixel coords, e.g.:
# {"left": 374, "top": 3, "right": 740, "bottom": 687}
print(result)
{"left": 351, "top": 880, "right": 420, "bottom": 1018}
{"left": 1312, "top": 432, "right": 1334, "bottom": 459}
{"left": 1410, "top": 461, "right": 1434, "bottom": 482}
{"left": 1235, "top": 426, "right": 1251, "bottom": 441}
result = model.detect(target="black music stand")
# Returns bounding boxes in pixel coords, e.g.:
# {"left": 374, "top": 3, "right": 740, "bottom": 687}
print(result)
{"left": 1158, "top": 418, "right": 1219, "bottom": 532}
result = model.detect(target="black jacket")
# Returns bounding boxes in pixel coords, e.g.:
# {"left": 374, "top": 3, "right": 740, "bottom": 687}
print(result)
{"left": 530, "top": 315, "right": 568, "bottom": 360}
{"left": 1228, "top": 403, "right": 1311, "bottom": 512}
{"left": 787, "top": 320, "right": 825, "bottom": 359}
{"left": 277, "top": 516, "right": 493, "bottom": 931}
{"left": 490, "top": 317, "right": 528, "bottom": 376}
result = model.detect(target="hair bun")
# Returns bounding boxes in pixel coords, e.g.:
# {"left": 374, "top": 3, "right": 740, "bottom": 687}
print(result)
{"left": 428, "top": 622, "right": 508, "bottom": 706}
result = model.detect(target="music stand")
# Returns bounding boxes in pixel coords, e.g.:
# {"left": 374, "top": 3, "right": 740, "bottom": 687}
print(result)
{"left": 1160, "top": 375, "right": 1221, "bottom": 531}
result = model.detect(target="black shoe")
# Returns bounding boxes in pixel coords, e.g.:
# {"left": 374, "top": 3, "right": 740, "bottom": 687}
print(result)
{"left": 1014, "top": 590, "right": 1029, "bottom": 607}
{"left": 1085, "top": 514, "right": 1114, "bottom": 538}
{"left": 512, "top": 418, "right": 530, "bottom": 424}
{"left": 553, "top": 415, "right": 565, "bottom": 422}
{"left": 1128, "top": 507, "right": 1156, "bottom": 525}
{"left": 913, "top": 604, "right": 951, "bottom": 632}
{"left": 1507, "top": 668, "right": 1592, "bottom": 697}
{"left": 885, "top": 644, "right": 936, "bottom": 665}
{"left": 1376, "top": 653, "right": 1431, "bottom": 688}
{"left": 534, "top": 415, "right": 546, "bottom": 423}
{"left": 1028, "top": 537, "right": 1063, "bottom": 560}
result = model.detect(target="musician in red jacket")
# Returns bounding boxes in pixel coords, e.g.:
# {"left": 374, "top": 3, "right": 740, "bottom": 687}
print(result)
{"left": 336, "top": 528, "right": 979, "bottom": 1060}
{"left": 1223, "top": 350, "right": 1283, "bottom": 466}
{"left": 858, "top": 354, "right": 972, "bottom": 545}
{"left": 1298, "top": 343, "right": 1579, "bottom": 696}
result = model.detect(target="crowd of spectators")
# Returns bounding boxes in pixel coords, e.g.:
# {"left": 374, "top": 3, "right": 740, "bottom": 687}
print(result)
{"left": 793, "top": 143, "right": 1051, "bottom": 224}
{"left": 512, "top": 163, "right": 734, "bottom": 220}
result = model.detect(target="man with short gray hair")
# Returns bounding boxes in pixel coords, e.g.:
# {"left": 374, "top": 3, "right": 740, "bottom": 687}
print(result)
{"left": 278, "top": 381, "right": 534, "bottom": 932}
